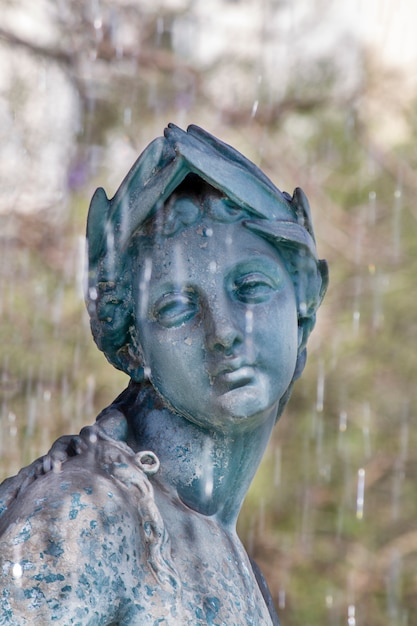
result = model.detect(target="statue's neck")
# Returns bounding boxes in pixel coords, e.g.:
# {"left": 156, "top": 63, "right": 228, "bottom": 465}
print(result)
{"left": 123, "top": 383, "right": 275, "bottom": 528}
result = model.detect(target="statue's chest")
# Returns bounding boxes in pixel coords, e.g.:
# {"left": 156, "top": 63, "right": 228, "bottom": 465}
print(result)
{"left": 161, "top": 507, "right": 274, "bottom": 626}
{"left": 174, "top": 553, "right": 273, "bottom": 626}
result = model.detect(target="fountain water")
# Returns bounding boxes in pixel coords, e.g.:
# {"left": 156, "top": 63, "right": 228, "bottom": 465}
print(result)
{"left": 1, "top": 1, "right": 417, "bottom": 623}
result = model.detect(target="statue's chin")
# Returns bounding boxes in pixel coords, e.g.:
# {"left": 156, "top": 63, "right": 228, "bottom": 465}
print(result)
{"left": 148, "top": 370, "right": 282, "bottom": 433}
{"left": 177, "top": 391, "right": 279, "bottom": 434}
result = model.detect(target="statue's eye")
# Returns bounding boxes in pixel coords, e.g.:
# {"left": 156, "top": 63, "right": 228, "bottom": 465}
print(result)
{"left": 153, "top": 291, "right": 198, "bottom": 327}
{"left": 233, "top": 273, "right": 278, "bottom": 303}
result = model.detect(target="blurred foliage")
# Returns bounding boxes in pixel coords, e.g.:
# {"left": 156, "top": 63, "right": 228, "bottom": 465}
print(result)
{"left": 1, "top": 1, "right": 417, "bottom": 625}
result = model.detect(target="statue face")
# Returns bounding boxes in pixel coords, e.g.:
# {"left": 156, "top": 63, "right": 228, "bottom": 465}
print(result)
{"left": 134, "top": 197, "right": 298, "bottom": 432}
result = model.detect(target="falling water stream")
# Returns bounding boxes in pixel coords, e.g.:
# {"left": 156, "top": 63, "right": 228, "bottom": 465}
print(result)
{"left": 1, "top": 1, "right": 417, "bottom": 624}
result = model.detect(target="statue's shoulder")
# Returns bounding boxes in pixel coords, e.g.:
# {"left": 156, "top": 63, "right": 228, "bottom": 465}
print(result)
{"left": 0, "top": 420, "right": 166, "bottom": 625}
{"left": 0, "top": 417, "right": 131, "bottom": 522}
{"left": 0, "top": 407, "right": 137, "bottom": 522}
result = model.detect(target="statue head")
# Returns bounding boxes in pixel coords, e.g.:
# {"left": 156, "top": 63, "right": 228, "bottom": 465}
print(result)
{"left": 86, "top": 124, "right": 328, "bottom": 423}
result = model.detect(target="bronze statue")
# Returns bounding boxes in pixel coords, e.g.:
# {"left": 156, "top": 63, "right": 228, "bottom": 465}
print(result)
{"left": 0, "top": 124, "right": 328, "bottom": 625}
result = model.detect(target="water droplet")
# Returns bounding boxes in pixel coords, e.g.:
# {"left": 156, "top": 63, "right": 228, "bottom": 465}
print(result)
{"left": 138, "top": 257, "right": 153, "bottom": 319}
{"left": 356, "top": 468, "right": 365, "bottom": 520}
{"left": 368, "top": 191, "right": 377, "bottom": 223}
{"left": 123, "top": 108, "right": 132, "bottom": 126}
{"left": 201, "top": 439, "right": 214, "bottom": 500}
{"left": 392, "top": 187, "right": 403, "bottom": 261}
{"left": 12, "top": 563, "right": 22, "bottom": 579}
{"left": 348, "top": 604, "right": 356, "bottom": 626}
{"left": 352, "top": 310, "right": 360, "bottom": 333}
{"left": 339, "top": 411, "right": 347, "bottom": 432}
{"left": 245, "top": 309, "right": 253, "bottom": 334}
{"left": 274, "top": 447, "right": 281, "bottom": 487}
{"left": 316, "top": 360, "right": 324, "bottom": 412}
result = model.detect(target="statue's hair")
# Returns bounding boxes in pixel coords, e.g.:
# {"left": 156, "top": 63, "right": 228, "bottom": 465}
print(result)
{"left": 86, "top": 125, "right": 328, "bottom": 420}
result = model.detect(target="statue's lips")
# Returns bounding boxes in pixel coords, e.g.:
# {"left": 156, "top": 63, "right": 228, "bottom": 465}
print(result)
{"left": 212, "top": 362, "right": 256, "bottom": 390}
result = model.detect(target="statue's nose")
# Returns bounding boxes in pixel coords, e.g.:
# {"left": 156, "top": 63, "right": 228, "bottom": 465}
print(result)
{"left": 205, "top": 301, "right": 244, "bottom": 355}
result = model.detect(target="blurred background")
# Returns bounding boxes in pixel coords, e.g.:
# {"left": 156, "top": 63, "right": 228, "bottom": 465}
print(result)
{"left": 0, "top": 0, "right": 416, "bottom": 624}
